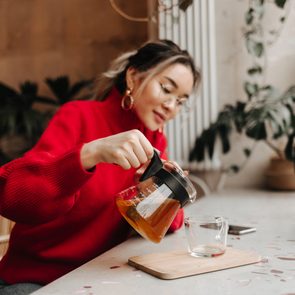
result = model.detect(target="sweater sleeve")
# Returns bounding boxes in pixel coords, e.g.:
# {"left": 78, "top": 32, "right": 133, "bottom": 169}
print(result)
{"left": 0, "top": 102, "right": 94, "bottom": 224}
{"left": 169, "top": 208, "right": 184, "bottom": 232}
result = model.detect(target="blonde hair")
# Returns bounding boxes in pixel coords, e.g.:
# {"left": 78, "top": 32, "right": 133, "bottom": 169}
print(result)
{"left": 94, "top": 40, "right": 200, "bottom": 101}
{"left": 94, "top": 51, "right": 136, "bottom": 100}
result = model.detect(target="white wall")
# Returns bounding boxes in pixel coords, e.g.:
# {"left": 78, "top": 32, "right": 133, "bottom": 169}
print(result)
{"left": 214, "top": 1, "right": 295, "bottom": 188}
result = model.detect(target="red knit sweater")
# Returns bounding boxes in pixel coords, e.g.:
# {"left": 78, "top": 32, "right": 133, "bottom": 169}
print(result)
{"left": 0, "top": 88, "right": 183, "bottom": 284}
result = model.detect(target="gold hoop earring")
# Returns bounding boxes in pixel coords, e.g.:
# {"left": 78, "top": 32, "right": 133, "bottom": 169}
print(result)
{"left": 121, "top": 88, "right": 134, "bottom": 110}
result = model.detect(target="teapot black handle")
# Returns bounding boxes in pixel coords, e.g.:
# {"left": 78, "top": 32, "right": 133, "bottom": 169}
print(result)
{"left": 139, "top": 149, "right": 163, "bottom": 182}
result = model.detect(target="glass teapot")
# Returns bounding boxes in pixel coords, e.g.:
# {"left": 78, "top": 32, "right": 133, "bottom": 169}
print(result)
{"left": 116, "top": 150, "right": 197, "bottom": 243}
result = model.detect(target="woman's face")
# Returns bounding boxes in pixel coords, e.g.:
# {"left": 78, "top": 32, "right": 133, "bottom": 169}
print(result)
{"left": 130, "top": 63, "right": 194, "bottom": 131}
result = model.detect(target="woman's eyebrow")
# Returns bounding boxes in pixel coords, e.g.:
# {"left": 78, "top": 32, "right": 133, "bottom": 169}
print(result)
{"left": 163, "top": 76, "right": 178, "bottom": 88}
{"left": 163, "top": 76, "right": 189, "bottom": 99}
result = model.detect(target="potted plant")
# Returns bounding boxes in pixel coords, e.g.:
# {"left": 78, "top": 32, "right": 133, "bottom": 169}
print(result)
{"left": 44, "top": 76, "right": 93, "bottom": 105}
{"left": 0, "top": 76, "right": 93, "bottom": 164}
{"left": 189, "top": 0, "right": 295, "bottom": 190}
{"left": 0, "top": 81, "right": 55, "bottom": 163}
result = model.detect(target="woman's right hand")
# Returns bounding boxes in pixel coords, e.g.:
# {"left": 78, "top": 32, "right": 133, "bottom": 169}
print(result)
{"left": 80, "top": 129, "right": 154, "bottom": 170}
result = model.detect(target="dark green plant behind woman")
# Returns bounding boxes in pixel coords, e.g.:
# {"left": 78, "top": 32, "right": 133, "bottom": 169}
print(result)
{"left": 0, "top": 76, "right": 93, "bottom": 164}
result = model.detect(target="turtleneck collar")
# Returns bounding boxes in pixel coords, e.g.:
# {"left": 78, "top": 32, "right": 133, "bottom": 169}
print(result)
{"left": 99, "top": 87, "right": 147, "bottom": 134}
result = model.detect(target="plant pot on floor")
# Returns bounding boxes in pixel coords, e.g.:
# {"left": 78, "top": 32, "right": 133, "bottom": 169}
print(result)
{"left": 265, "top": 158, "right": 295, "bottom": 190}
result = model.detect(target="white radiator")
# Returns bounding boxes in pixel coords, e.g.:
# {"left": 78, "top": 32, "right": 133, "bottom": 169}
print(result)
{"left": 159, "top": 0, "right": 218, "bottom": 169}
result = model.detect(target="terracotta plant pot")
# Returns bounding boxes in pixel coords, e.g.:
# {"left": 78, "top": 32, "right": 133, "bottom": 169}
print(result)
{"left": 265, "top": 158, "right": 295, "bottom": 190}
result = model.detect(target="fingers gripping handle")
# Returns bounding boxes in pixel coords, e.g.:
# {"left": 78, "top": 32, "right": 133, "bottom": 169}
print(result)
{"left": 139, "top": 149, "right": 163, "bottom": 182}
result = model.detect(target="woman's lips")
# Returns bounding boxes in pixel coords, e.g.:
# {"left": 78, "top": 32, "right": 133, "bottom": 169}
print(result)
{"left": 153, "top": 111, "right": 166, "bottom": 124}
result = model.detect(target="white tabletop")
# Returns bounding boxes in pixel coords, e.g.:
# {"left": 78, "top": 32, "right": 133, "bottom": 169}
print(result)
{"left": 33, "top": 189, "right": 295, "bottom": 295}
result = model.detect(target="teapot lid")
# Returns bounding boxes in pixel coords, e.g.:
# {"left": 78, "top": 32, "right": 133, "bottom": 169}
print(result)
{"left": 139, "top": 150, "right": 196, "bottom": 207}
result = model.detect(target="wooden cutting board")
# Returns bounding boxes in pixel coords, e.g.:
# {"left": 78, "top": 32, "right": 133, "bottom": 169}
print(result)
{"left": 128, "top": 247, "right": 261, "bottom": 280}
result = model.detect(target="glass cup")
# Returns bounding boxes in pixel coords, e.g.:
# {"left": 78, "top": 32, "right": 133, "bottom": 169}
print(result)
{"left": 184, "top": 216, "right": 228, "bottom": 257}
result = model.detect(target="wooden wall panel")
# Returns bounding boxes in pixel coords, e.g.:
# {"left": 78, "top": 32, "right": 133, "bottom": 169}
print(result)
{"left": 0, "top": 0, "right": 148, "bottom": 93}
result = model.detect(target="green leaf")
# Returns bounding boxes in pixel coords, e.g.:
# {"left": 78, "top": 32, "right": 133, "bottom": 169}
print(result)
{"left": 243, "top": 148, "right": 251, "bottom": 157}
{"left": 244, "top": 82, "right": 259, "bottom": 99}
{"left": 245, "top": 9, "right": 254, "bottom": 25}
{"left": 20, "top": 81, "right": 38, "bottom": 97}
{"left": 206, "top": 129, "right": 216, "bottom": 159}
{"left": 236, "top": 101, "right": 246, "bottom": 112}
{"left": 228, "top": 165, "right": 240, "bottom": 174}
{"left": 247, "top": 66, "right": 263, "bottom": 75}
{"left": 275, "top": 0, "right": 287, "bottom": 8}
{"left": 246, "top": 122, "right": 267, "bottom": 140}
{"left": 45, "top": 76, "right": 70, "bottom": 104}
{"left": 246, "top": 39, "right": 264, "bottom": 57}
{"left": 179, "top": 0, "right": 193, "bottom": 11}
{"left": 45, "top": 76, "right": 93, "bottom": 104}
{"left": 233, "top": 102, "right": 247, "bottom": 132}
{"left": 254, "top": 42, "right": 264, "bottom": 57}
{"left": 189, "top": 136, "right": 205, "bottom": 162}
{"left": 273, "top": 126, "right": 284, "bottom": 139}
{"left": 260, "top": 85, "right": 272, "bottom": 91}
{"left": 284, "top": 134, "right": 295, "bottom": 161}
{"left": 218, "top": 125, "right": 231, "bottom": 154}
{"left": 0, "top": 82, "right": 18, "bottom": 102}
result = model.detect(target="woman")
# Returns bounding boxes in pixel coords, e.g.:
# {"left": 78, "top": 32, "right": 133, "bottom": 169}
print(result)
{"left": 0, "top": 39, "right": 200, "bottom": 294}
